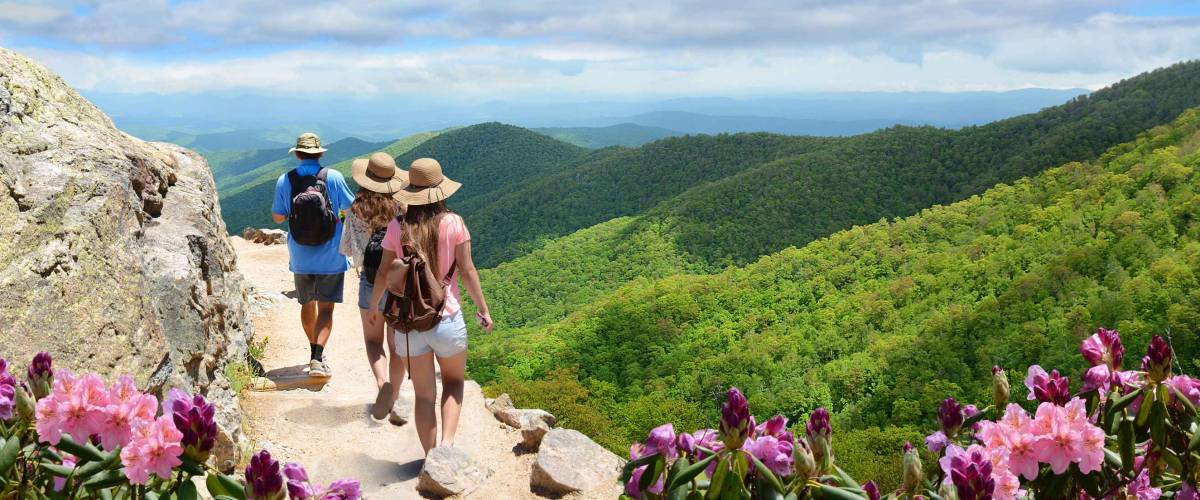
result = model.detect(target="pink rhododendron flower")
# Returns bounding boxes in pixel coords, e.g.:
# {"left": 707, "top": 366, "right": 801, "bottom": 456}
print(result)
{"left": 52, "top": 453, "right": 76, "bottom": 492}
{"left": 120, "top": 415, "right": 184, "bottom": 485}
{"left": 743, "top": 435, "right": 793, "bottom": 476}
{"left": 1080, "top": 328, "right": 1124, "bottom": 369}
{"left": 97, "top": 376, "right": 157, "bottom": 450}
{"left": 35, "top": 370, "right": 110, "bottom": 445}
{"left": 925, "top": 430, "right": 949, "bottom": 454}
{"left": 1126, "top": 468, "right": 1162, "bottom": 499}
{"left": 1167, "top": 375, "right": 1200, "bottom": 408}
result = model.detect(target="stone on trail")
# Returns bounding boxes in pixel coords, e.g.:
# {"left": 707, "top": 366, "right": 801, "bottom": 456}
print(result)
{"left": 531, "top": 428, "right": 623, "bottom": 495}
{"left": 496, "top": 408, "right": 557, "bottom": 430}
{"left": 417, "top": 446, "right": 490, "bottom": 497}
{"left": 520, "top": 418, "right": 551, "bottom": 450}
{"left": 486, "top": 393, "right": 514, "bottom": 414}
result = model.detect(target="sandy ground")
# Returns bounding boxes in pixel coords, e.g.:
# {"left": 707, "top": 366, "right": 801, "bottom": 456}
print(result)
{"left": 232, "top": 237, "right": 619, "bottom": 499}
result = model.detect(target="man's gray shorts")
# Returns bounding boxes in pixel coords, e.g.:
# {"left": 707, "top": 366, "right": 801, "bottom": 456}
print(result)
{"left": 293, "top": 273, "right": 345, "bottom": 304}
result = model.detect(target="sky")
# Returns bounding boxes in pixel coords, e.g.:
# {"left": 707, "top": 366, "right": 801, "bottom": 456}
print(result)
{"left": 1, "top": 0, "right": 1199, "bottom": 101}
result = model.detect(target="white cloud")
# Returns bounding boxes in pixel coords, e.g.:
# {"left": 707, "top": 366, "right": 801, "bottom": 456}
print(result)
{"left": 2, "top": 0, "right": 1199, "bottom": 97}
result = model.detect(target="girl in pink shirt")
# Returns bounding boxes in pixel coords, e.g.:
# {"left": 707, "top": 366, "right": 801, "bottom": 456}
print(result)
{"left": 369, "top": 158, "right": 493, "bottom": 455}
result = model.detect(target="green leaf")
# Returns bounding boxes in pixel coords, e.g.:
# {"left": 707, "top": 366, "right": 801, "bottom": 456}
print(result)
{"left": 207, "top": 473, "right": 246, "bottom": 500}
{"left": 82, "top": 469, "right": 127, "bottom": 490}
{"left": 833, "top": 465, "right": 861, "bottom": 490}
{"left": 56, "top": 435, "right": 105, "bottom": 463}
{"left": 620, "top": 453, "right": 662, "bottom": 484}
{"left": 816, "top": 484, "right": 866, "bottom": 500}
{"left": 748, "top": 454, "right": 785, "bottom": 494}
{"left": 1150, "top": 398, "right": 1167, "bottom": 446}
{"left": 39, "top": 462, "right": 76, "bottom": 477}
{"left": 1103, "top": 448, "right": 1122, "bottom": 470}
{"left": 145, "top": 492, "right": 160, "bottom": 500}
{"left": 1119, "top": 416, "right": 1134, "bottom": 475}
{"left": 1169, "top": 384, "right": 1199, "bottom": 416}
{"left": 705, "top": 457, "right": 730, "bottom": 500}
{"left": 1190, "top": 426, "right": 1200, "bottom": 452}
{"left": 177, "top": 480, "right": 200, "bottom": 500}
{"left": 640, "top": 455, "right": 667, "bottom": 492}
{"left": 1108, "top": 387, "right": 1143, "bottom": 417}
{"left": 961, "top": 406, "right": 993, "bottom": 428}
{"left": 667, "top": 456, "right": 691, "bottom": 488}
{"left": 0, "top": 436, "right": 20, "bottom": 477}
{"left": 666, "top": 454, "right": 718, "bottom": 492}
{"left": 1136, "top": 389, "right": 1155, "bottom": 427}
{"left": 753, "top": 475, "right": 785, "bottom": 500}
{"left": 180, "top": 456, "right": 205, "bottom": 476}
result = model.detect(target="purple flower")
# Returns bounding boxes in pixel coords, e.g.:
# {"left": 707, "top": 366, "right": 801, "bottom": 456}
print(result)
{"left": 625, "top": 445, "right": 665, "bottom": 500}
{"left": 1126, "top": 468, "right": 1162, "bottom": 500}
{"left": 940, "top": 445, "right": 994, "bottom": 500}
{"left": 645, "top": 423, "right": 677, "bottom": 460}
{"left": 805, "top": 408, "right": 832, "bottom": 475}
{"left": 757, "top": 414, "right": 788, "bottom": 438}
{"left": 1179, "top": 482, "right": 1198, "bottom": 500}
{"left": 743, "top": 435, "right": 793, "bottom": 477}
{"left": 925, "top": 430, "right": 949, "bottom": 454}
{"left": 1081, "top": 328, "right": 1125, "bottom": 369}
{"left": 317, "top": 479, "right": 362, "bottom": 500}
{"left": 245, "top": 450, "right": 286, "bottom": 500}
{"left": 1167, "top": 375, "right": 1200, "bottom": 409}
{"left": 863, "top": 480, "right": 880, "bottom": 500}
{"left": 0, "top": 383, "right": 14, "bottom": 421}
{"left": 939, "top": 398, "right": 964, "bottom": 437}
{"left": 719, "top": 387, "right": 751, "bottom": 450}
{"left": 676, "top": 432, "right": 695, "bottom": 455}
{"left": 1025, "top": 365, "right": 1070, "bottom": 406}
{"left": 1142, "top": 335, "right": 1172, "bottom": 383}
{"left": 172, "top": 392, "right": 218, "bottom": 462}
{"left": 283, "top": 463, "right": 314, "bottom": 499}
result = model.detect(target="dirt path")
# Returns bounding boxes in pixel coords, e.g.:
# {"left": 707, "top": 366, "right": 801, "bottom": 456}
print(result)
{"left": 232, "top": 237, "right": 610, "bottom": 499}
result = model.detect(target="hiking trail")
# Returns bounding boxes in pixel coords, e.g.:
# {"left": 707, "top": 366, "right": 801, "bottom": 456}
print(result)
{"left": 232, "top": 237, "right": 621, "bottom": 498}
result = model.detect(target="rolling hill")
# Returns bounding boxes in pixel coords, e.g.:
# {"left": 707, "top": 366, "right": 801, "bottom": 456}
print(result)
{"left": 532, "top": 123, "right": 680, "bottom": 148}
{"left": 470, "top": 107, "right": 1200, "bottom": 485}
{"left": 464, "top": 60, "right": 1200, "bottom": 271}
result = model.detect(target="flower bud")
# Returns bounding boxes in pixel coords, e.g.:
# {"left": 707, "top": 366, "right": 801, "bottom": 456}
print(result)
{"left": 938, "top": 481, "right": 960, "bottom": 500}
{"left": 245, "top": 450, "right": 286, "bottom": 500}
{"left": 805, "top": 408, "right": 832, "bottom": 475}
{"left": 172, "top": 392, "right": 218, "bottom": 463}
{"left": 902, "top": 442, "right": 923, "bottom": 493}
{"left": 991, "top": 365, "right": 1009, "bottom": 408}
{"left": 792, "top": 439, "right": 817, "bottom": 479}
{"left": 15, "top": 384, "right": 35, "bottom": 421}
{"left": 1142, "top": 335, "right": 1172, "bottom": 383}
{"left": 938, "top": 398, "right": 964, "bottom": 438}
{"left": 863, "top": 480, "right": 880, "bottom": 500}
{"left": 26, "top": 353, "right": 52, "bottom": 399}
{"left": 719, "top": 387, "right": 751, "bottom": 450}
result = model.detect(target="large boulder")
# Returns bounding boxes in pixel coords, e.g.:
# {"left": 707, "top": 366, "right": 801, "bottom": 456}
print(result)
{"left": 531, "top": 428, "right": 623, "bottom": 495}
{"left": 0, "top": 48, "right": 250, "bottom": 470}
{"left": 417, "top": 446, "right": 489, "bottom": 497}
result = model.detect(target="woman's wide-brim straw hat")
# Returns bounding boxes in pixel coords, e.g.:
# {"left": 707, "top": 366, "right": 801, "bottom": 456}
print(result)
{"left": 351, "top": 152, "right": 408, "bottom": 194}
{"left": 392, "top": 158, "right": 461, "bottom": 206}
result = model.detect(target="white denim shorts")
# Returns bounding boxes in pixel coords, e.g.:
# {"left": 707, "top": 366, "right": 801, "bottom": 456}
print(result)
{"left": 394, "top": 311, "right": 468, "bottom": 358}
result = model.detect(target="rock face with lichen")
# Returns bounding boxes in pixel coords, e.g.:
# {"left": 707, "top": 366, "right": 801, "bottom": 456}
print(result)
{"left": 0, "top": 48, "right": 250, "bottom": 470}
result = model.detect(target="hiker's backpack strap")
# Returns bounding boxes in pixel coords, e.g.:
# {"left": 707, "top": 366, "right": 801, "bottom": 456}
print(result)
{"left": 287, "top": 169, "right": 304, "bottom": 201}
{"left": 316, "top": 167, "right": 329, "bottom": 183}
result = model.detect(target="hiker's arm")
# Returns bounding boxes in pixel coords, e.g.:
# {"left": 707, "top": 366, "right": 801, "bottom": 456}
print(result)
{"left": 368, "top": 249, "right": 397, "bottom": 325}
{"left": 456, "top": 240, "right": 492, "bottom": 332}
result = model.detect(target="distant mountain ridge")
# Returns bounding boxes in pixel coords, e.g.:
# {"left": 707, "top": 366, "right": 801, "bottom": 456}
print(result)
{"left": 532, "top": 123, "right": 679, "bottom": 148}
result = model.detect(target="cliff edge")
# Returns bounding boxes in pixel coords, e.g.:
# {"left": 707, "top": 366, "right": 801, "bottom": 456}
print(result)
{"left": 0, "top": 48, "right": 250, "bottom": 470}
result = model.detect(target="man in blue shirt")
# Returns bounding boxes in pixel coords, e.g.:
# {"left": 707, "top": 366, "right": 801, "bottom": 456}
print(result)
{"left": 271, "top": 132, "right": 354, "bottom": 378}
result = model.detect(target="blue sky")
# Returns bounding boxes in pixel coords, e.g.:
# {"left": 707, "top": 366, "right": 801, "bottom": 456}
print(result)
{"left": 1, "top": 1, "right": 1198, "bottom": 100}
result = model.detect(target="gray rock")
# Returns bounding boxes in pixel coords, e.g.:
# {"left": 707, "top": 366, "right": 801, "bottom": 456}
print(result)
{"left": 497, "top": 408, "right": 557, "bottom": 430}
{"left": 531, "top": 429, "right": 623, "bottom": 495}
{"left": 486, "top": 392, "right": 514, "bottom": 414}
{"left": 520, "top": 419, "right": 551, "bottom": 450}
{"left": 0, "top": 48, "right": 250, "bottom": 470}
{"left": 417, "top": 446, "right": 489, "bottom": 497}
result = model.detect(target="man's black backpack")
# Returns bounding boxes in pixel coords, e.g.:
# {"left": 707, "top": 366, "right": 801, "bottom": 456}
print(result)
{"left": 287, "top": 168, "right": 337, "bottom": 246}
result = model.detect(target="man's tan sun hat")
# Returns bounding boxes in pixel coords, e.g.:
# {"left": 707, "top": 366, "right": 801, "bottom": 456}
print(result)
{"left": 289, "top": 132, "right": 327, "bottom": 154}
{"left": 351, "top": 152, "right": 408, "bottom": 194}
{"left": 392, "top": 158, "right": 461, "bottom": 206}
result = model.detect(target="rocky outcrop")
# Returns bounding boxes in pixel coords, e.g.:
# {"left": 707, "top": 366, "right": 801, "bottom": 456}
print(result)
{"left": 242, "top": 227, "right": 286, "bottom": 245}
{"left": 417, "top": 446, "right": 491, "bottom": 497}
{"left": 0, "top": 48, "right": 250, "bottom": 470}
{"left": 530, "top": 429, "right": 623, "bottom": 495}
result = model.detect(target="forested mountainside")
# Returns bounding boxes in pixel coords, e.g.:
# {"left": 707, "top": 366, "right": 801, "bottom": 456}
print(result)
{"left": 392, "top": 123, "right": 593, "bottom": 219}
{"left": 466, "top": 133, "right": 842, "bottom": 266}
{"left": 471, "top": 108, "right": 1200, "bottom": 485}
{"left": 465, "top": 61, "right": 1200, "bottom": 270}
{"left": 532, "top": 123, "right": 680, "bottom": 148}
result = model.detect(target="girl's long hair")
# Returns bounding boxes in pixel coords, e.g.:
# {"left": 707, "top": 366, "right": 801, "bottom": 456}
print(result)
{"left": 350, "top": 188, "right": 404, "bottom": 232}
{"left": 403, "top": 201, "right": 450, "bottom": 272}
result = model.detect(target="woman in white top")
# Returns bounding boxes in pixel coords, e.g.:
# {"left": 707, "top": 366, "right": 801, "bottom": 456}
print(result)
{"left": 340, "top": 152, "right": 408, "bottom": 424}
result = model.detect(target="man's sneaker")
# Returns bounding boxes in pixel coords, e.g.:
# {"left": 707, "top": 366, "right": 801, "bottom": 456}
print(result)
{"left": 372, "top": 382, "right": 394, "bottom": 420}
{"left": 309, "top": 359, "right": 330, "bottom": 378}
